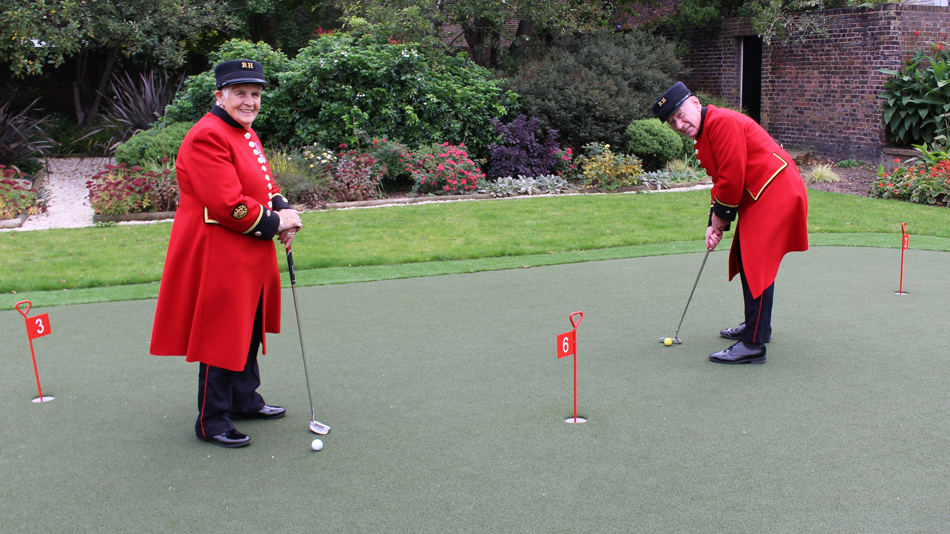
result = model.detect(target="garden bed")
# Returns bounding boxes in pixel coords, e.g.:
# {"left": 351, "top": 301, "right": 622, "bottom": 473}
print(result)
{"left": 0, "top": 168, "right": 47, "bottom": 229}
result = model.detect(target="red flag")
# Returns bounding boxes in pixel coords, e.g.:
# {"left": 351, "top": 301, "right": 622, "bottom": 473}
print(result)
{"left": 557, "top": 331, "right": 575, "bottom": 358}
{"left": 27, "top": 313, "right": 52, "bottom": 340}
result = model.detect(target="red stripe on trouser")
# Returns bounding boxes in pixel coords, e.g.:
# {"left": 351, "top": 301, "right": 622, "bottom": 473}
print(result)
{"left": 199, "top": 370, "right": 209, "bottom": 438}
{"left": 751, "top": 300, "right": 763, "bottom": 344}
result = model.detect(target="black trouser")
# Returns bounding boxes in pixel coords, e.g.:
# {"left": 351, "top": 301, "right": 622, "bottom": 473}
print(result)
{"left": 736, "top": 240, "right": 774, "bottom": 345}
{"left": 195, "top": 296, "right": 266, "bottom": 438}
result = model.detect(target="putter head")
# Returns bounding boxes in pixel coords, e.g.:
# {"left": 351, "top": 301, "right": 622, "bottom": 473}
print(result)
{"left": 659, "top": 337, "right": 683, "bottom": 345}
{"left": 309, "top": 420, "right": 330, "bottom": 435}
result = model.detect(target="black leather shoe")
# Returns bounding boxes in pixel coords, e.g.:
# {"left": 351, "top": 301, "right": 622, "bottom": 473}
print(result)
{"left": 234, "top": 405, "right": 286, "bottom": 420}
{"left": 709, "top": 341, "right": 767, "bottom": 364}
{"left": 201, "top": 429, "right": 251, "bottom": 448}
{"left": 719, "top": 323, "right": 771, "bottom": 343}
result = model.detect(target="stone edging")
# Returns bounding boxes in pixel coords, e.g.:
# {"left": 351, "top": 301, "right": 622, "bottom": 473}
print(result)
{"left": 321, "top": 180, "right": 710, "bottom": 210}
{"left": 93, "top": 211, "right": 177, "bottom": 223}
{"left": 0, "top": 210, "right": 30, "bottom": 229}
{"left": 325, "top": 193, "right": 493, "bottom": 209}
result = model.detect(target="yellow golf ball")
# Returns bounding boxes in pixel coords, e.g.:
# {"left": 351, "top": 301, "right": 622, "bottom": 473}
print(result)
{"left": 664, "top": 338, "right": 673, "bottom": 346}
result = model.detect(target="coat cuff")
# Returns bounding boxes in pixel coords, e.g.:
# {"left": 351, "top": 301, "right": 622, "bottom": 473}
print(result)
{"left": 271, "top": 194, "right": 292, "bottom": 211}
{"left": 711, "top": 198, "right": 738, "bottom": 222}
{"left": 708, "top": 206, "right": 732, "bottom": 232}
{"left": 246, "top": 207, "right": 281, "bottom": 240}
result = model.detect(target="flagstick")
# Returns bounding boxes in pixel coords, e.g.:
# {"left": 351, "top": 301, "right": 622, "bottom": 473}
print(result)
{"left": 896, "top": 222, "right": 909, "bottom": 296}
{"left": 28, "top": 337, "right": 44, "bottom": 401}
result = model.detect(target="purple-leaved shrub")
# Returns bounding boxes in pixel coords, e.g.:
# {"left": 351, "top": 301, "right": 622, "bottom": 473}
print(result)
{"left": 486, "top": 116, "right": 562, "bottom": 179}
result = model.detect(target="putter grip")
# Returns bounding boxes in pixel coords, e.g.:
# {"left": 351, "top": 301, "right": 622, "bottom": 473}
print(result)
{"left": 287, "top": 250, "right": 296, "bottom": 285}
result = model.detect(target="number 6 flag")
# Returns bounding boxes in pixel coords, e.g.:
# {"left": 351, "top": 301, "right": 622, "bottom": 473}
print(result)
{"left": 16, "top": 301, "right": 54, "bottom": 402}
{"left": 557, "top": 330, "right": 575, "bottom": 358}
{"left": 556, "top": 311, "right": 585, "bottom": 424}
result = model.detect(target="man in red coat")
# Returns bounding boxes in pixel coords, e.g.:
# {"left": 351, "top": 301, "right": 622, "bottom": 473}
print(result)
{"left": 653, "top": 82, "right": 808, "bottom": 364}
{"left": 150, "top": 60, "right": 302, "bottom": 447}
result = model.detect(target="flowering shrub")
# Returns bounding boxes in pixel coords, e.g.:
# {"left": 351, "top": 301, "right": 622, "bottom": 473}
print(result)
{"left": 486, "top": 115, "right": 562, "bottom": 179}
{"left": 0, "top": 165, "right": 42, "bottom": 219}
{"left": 870, "top": 159, "right": 950, "bottom": 205}
{"left": 86, "top": 162, "right": 179, "bottom": 216}
{"left": 323, "top": 144, "right": 382, "bottom": 202}
{"left": 552, "top": 147, "right": 576, "bottom": 178}
{"left": 406, "top": 143, "right": 485, "bottom": 195}
{"left": 574, "top": 143, "right": 644, "bottom": 190}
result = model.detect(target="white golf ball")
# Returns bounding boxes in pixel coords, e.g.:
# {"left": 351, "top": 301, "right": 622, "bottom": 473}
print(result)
{"left": 311, "top": 438, "right": 323, "bottom": 451}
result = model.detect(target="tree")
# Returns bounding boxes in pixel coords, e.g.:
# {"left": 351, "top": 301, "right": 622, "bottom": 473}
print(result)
{"left": 228, "top": 0, "right": 343, "bottom": 52}
{"left": 335, "top": 0, "right": 617, "bottom": 68}
{"left": 0, "top": 0, "right": 236, "bottom": 124}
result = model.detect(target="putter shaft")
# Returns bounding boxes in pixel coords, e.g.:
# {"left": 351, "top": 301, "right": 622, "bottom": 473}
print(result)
{"left": 287, "top": 249, "right": 329, "bottom": 433}
{"left": 673, "top": 248, "right": 711, "bottom": 340}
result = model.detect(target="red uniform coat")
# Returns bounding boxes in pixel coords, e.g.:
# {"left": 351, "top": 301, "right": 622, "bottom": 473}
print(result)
{"left": 694, "top": 105, "right": 809, "bottom": 298}
{"left": 150, "top": 108, "right": 287, "bottom": 371}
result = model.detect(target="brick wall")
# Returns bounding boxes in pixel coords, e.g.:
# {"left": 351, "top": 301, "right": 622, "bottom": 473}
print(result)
{"left": 680, "top": 4, "right": 950, "bottom": 163}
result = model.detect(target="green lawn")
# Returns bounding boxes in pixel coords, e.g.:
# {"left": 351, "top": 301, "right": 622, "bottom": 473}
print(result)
{"left": 2, "top": 190, "right": 948, "bottom": 309}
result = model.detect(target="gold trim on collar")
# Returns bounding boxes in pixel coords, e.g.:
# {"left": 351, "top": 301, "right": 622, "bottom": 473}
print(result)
{"left": 747, "top": 153, "right": 788, "bottom": 202}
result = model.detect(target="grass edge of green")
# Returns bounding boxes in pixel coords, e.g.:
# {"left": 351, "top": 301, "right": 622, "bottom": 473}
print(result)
{"left": 3, "top": 232, "right": 947, "bottom": 311}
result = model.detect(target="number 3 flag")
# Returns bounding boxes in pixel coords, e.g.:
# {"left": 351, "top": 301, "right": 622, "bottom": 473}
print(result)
{"left": 16, "top": 301, "right": 54, "bottom": 402}
{"left": 27, "top": 313, "right": 52, "bottom": 340}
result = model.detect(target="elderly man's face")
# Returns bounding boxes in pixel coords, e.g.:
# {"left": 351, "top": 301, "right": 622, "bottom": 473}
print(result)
{"left": 667, "top": 96, "right": 702, "bottom": 138}
{"left": 215, "top": 83, "right": 262, "bottom": 129}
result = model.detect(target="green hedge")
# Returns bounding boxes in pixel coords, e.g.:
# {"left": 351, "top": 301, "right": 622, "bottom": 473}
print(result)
{"left": 164, "top": 39, "right": 291, "bottom": 143}
{"left": 274, "top": 34, "right": 511, "bottom": 158}
{"left": 501, "top": 30, "right": 681, "bottom": 152}
{"left": 165, "top": 36, "right": 511, "bottom": 159}
{"left": 625, "top": 119, "right": 686, "bottom": 171}
{"left": 114, "top": 121, "right": 194, "bottom": 167}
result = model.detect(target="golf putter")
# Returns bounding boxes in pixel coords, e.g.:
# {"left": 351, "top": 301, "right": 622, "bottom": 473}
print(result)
{"left": 286, "top": 246, "right": 330, "bottom": 435}
{"left": 660, "top": 248, "right": 711, "bottom": 345}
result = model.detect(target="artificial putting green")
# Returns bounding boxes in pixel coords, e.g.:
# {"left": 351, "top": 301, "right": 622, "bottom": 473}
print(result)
{"left": 1, "top": 245, "right": 948, "bottom": 532}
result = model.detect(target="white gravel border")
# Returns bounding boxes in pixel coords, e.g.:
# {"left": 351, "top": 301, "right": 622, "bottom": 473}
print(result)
{"left": 2, "top": 158, "right": 102, "bottom": 232}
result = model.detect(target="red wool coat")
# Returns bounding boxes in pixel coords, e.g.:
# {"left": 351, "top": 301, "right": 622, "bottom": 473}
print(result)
{"left": 150, "top": 109, "right": 285, "bottom": 371}
{"left": 694, "top": 105, "right": 809, "bottom": 298}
